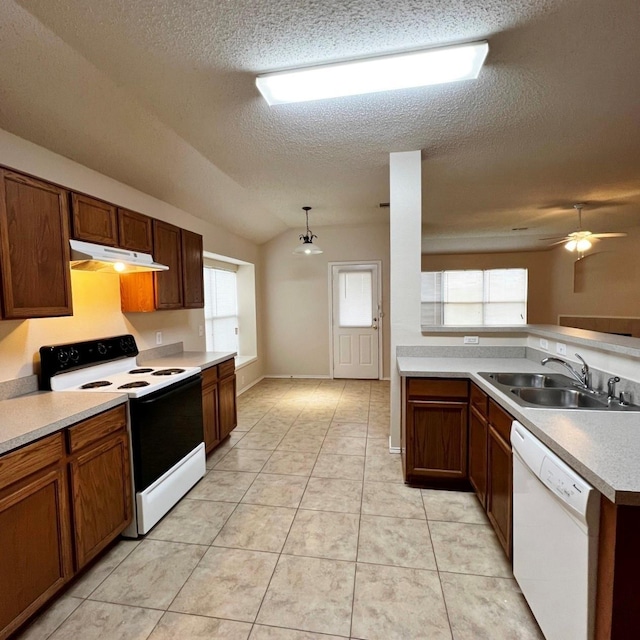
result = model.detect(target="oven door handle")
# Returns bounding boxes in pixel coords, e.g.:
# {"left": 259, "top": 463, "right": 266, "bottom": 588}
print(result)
{"left": 135, "top": 374, "right": 202, "bottom": 404}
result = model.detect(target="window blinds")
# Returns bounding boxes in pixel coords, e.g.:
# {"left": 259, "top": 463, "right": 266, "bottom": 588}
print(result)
{"left": 421, "top": 268, "right": 527, "bottom": 326}
{"left": 204, "top": 267, "right": 239, "bottom": 351}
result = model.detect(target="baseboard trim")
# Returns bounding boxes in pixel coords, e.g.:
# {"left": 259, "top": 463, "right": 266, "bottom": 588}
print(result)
{"left": 264, "top": 374, "right": 333, "bottom": 380}
{"left": 388, "top": 436, "right": 400, "bottom": 454}
{"left": 237, "top": 375, "right": 265, "bottom": 396}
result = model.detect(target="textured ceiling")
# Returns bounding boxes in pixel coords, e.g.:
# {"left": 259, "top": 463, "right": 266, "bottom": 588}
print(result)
{"left": 1, "top": 0, "right": 639, "bottom": 252}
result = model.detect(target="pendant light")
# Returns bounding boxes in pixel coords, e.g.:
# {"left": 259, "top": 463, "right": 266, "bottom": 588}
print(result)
{"left": 293, "top": 206, "right": 323, "bottom": 255}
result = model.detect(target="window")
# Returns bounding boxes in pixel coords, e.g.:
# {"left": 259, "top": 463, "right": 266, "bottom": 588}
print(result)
{"left": 204, "top": 266, "right": 239, "bottom": 352}
{"left": 421, "top": 268, "right": 528, "bottom": 326}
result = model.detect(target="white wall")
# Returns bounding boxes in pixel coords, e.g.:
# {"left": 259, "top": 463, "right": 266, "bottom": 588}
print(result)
{"left": 0, "top": 129, "right": 265, "bottom": 384}
{"left": 262, "top": 222, "right": 391, "bottom": 378}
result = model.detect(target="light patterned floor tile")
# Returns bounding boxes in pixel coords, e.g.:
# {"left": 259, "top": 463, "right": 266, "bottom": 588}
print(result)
{"left": 299, "top": 477, "right": 363, "bottom": 513}
{"left": 188, "top": 470, "right": 257, "bottom": 502}
{"left": 311, "top": 453, "right": 365, "bottom": 481}
{"left": 213, "top": 503, "right": 296, "bottom": 552}
{"left": 262, "top": 451, "right": 318, "bottom": 476}
{"left": 213, "top": 448, "right": 273, "bottom": 472}
{"left": 361, "top": 482, "right": 426, "bottom": 519}
{"left": 170, "top": 547, "right": 278, "bottom": 622}
{"left": 241, "top": 473, "right": 309, "bottom": 508}
{"left": 352, "top": 563, "right": 451, "bottom": 640}
{"left": 147, "top": 612, "right": 251, "bottom": 640}
{"left": 90, "top": 540, "right": 206, "bottom": 609}
{"left": 283, "top": 509, "right": 359, "bottom": 561}
{"left": 422, "top": 489, "right": 487, "bottom": 524}
{"left": 256, "top": 555, "right": 355, "bottom": 637}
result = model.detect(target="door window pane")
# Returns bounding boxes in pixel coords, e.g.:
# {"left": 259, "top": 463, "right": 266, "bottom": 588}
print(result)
{"left": 339, "top": 270, "right": 373, "bottom": 327}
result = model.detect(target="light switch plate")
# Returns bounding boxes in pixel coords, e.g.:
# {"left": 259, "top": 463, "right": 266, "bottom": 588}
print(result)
{"left": 556, "top": 342, "right": 567, "bottom": 355}
{"left": 540, "top": 338, "right": 549, "bottom": 350}
{"left": 464, "top": 336, "right": 479, "bottom": 344}
{"left": 156, "top": 331, "right": 163, "bottom": 345}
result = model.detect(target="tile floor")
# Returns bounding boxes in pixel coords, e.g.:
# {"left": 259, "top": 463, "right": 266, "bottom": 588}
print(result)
{"left": 17, "top": 378, "right": 544, "bottom": 640}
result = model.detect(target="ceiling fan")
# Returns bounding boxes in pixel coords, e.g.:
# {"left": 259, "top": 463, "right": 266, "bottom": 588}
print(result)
{"left": 544, "top": 203, "right": 627, "bottom": 252}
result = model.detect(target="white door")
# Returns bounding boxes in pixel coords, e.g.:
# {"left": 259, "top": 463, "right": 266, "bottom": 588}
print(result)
{"left": 331, "top": 263, "right": 381, "bottom": 379}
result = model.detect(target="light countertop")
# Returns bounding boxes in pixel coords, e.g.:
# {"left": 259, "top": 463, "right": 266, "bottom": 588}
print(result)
{"left": 398, "top": 356, "right": 640, "bottom": 506}
{"left": 139, "top": 351, "right": 236, "bottom": 370}
{"left": 0, "top": 392, "right": 128, "bottom": 455}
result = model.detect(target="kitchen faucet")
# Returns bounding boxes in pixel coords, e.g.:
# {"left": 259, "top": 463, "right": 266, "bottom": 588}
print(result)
{"left": 541, "top": 353, "right": 591, "bottom": 389}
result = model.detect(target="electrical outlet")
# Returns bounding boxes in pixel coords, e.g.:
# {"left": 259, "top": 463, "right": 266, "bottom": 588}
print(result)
{"left": 198, "top": 325, "right": 204, "bottom": 337}
{"left": 556, "top": 342, "right": 567, "bottom": 355}
{"left": 540, "top": 338, "right": 549, "bottom": 350}
{"left": 463, "top": 336, "right": 479, "bottom": 344}
{"left": 155, "top": 331, "right": 162, "bottom": 345}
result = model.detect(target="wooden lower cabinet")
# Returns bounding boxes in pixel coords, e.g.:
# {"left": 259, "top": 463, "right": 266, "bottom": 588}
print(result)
{"left": 486, "top": 425, "right": 512, "bottom": 558}
{"left": 403, "top": 378, "right": 469, "bottom": 487}
{"left": 0, "top": 406, "right": 132, "bottom": 638}
{"left": 0, "top": 434, "right": 72, "bottom": 639}
{"left": 468, "top": 406, "right": 488, "bottom": 508}
{"left": 67, "top": 406, "right": 132, "bottom": 570}
{"left": 202, "top": 358, "right": 237, "bottom": 453}
{"left": 202, "top": 375, "right": 220, "bottom": 453}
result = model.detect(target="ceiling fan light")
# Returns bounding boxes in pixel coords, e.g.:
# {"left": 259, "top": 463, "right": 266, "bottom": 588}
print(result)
{"left": 576, "top": 238, "right": 592, "bottom": 252}
{"left": 565, "top": 239, "right": 578, "bottom": 252}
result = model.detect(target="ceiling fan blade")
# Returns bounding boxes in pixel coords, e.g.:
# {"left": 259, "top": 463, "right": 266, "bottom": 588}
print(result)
{"left": 591, "top": 232, "right": 628, "bottom": 238}
{"left": 540, "top": 236, "right": 570, "bottom": 241}
{"left": 547, "top": 239, "right": 571, "bottom": 246}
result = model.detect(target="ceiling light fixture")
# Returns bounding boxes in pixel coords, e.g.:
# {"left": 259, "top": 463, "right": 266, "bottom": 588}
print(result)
{"left": 293, "top": 206, "right": 323, "bottom": 255}
{"left": 256, "top": 41, "right": 489, "bottom": 105}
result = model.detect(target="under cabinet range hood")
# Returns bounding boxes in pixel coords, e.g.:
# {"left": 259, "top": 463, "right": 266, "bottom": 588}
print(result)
{"left": 69, "top": 240, "right": 169, "bottom": 273}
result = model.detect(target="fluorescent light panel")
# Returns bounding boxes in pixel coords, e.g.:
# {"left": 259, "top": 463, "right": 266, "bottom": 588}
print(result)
{"left": 256, "top": 41, "right": 488, "bottom": 105}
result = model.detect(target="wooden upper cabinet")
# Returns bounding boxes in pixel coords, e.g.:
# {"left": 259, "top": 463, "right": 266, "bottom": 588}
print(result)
{"left": 153, "top": 220, "right": 183, "bottom": 309}
{"left": 70, "top": 193, "right": 118, "bottom": 246}
{"left": 181, "top": 229, "right": 204, "bottom": 309}
{"left": 117, "top": 208, "right": 153, "bottom": 253}
{"left": 0, "top": 170, "right": 73, "bottom": 319}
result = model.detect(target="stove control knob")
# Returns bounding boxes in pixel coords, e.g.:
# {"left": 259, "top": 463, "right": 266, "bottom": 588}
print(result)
{"left": 97, "top": 343, "right": 107, "bottom": 356}
{"left": 57, "top": 349, "right": 69, "bottom": 364}
{"left": 69, "top": 348, "right": 80, "bottom": 363}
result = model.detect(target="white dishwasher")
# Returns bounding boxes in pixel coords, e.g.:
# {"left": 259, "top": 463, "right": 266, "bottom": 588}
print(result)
{"left": 511, "top": 421, "right": 600, "bottom": 640}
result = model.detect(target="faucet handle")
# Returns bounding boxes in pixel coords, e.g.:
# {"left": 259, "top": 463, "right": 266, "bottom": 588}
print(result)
{"left": 619, "top": 391, "right": 629, "bottom": 406}
{"left": 575, "top": 353, "right": 589, "bottom": 372}
{"left": 607, "top": 376, "right": 620, "bottom": 398}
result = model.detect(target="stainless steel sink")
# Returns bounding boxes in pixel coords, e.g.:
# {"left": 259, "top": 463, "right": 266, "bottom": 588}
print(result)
{"left": 478, "top": 371, "right": 640, "bottom": 411}
{"left": 511, "top": 387, "right": 608, "bottom": 409}
{"left": 485, "top": 372, "right": 575, "bottom": 388}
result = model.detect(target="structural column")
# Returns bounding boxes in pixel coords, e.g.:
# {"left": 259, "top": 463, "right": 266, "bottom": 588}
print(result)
{"left": 389, "top": 150, "right": 422, "bottom": 448}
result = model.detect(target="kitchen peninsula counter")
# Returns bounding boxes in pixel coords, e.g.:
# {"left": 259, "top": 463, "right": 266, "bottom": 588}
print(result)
{"left": 0, "top": 391, "right": 127, "bottom": 454}
{"left": 398, "top": 356, "right": 640, "bottom": 505}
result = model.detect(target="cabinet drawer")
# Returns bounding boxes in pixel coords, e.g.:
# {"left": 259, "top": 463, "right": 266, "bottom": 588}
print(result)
{"left": 470, "top": 383, "right": 488, "bottom": 418}
{"left": 407, "top": 378, "right": 468, "bottom": 399}
{"left": 488, "top": 399, "right": 513, "bottom": 443}
{"left": 202, "top": 365, "right": 219, "bottom": 388}
{"left": 0, "top": 433, "right": 64, "bottom": 492}
{"left": 67, "top": 406, "right": 127, "bottom": 454}
{"left": 218, "top": 358, "right": 235, "bottom": 379}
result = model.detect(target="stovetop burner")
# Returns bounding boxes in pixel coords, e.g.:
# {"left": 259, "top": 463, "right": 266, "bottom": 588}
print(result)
{"left": 129, "top": 368, "right": 154, "bottom": 374}
{"left": 152, "top": 368, "right": 185, "bottom": 376}
{"left": 119, "top": 381, "right": 150, "bottom": 389}
{"left": 80, "top": 380, "right": 113, "bottom": 389}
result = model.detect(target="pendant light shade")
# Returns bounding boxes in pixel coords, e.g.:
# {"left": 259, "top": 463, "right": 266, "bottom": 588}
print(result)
{"left": 293, "top": 206, "right": 323, "bottom": 255}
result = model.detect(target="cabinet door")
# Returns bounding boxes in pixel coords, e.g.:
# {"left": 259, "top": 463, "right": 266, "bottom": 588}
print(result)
{"left": 153, "top": 220, "right": 183, "bottom": 309}
{"left": 0, "top": 170, "right": 73, "bottom": 319}
{"left": 117, "top": 208, "right": 153, "bottom": 253}
{"left": 406, "top": 400, "right": 467, "bottom": 481}
{"left": 0, "top": 467, "right": 72, "bottom": 638}
{"left": 68, "top": 432, "right": 132, "bottom": 570}
{"left": 218, "top": 374, "right": 237, "bottom": 442}
{"left": 70, "top": 193, "right": 118, "bottom": 246}
{"left": 468, "top": 407, "right": 488, "bottom": 508}
{"left": 202, "top": 382, "right": 220, "bottom": 453}
{"left": 181, "top": 230, "right": 204, "bottom": 308}
{"left": 487, "top": 426, "right": 512, "bottom": 559}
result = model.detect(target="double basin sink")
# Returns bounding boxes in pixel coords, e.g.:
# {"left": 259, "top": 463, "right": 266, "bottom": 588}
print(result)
{"left": 479, "top": 372, "right": 640, "bottom": 411}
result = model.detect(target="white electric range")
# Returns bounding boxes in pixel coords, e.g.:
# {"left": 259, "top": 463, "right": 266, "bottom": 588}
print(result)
{"left": 40, "top": 335, "right": 206, "bottom": 536}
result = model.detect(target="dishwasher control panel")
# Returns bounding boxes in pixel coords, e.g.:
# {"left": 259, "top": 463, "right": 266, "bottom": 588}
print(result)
{"left": 541, "top": 457, "right": 585, "bottom": 510}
